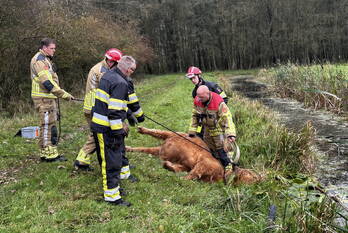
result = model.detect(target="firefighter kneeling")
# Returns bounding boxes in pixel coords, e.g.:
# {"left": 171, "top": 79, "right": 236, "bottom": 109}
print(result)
{"left": 188, "top": 85, "right": 236, "bottom": 170}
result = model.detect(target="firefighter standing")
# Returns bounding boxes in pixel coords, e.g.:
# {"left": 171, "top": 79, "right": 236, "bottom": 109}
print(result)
{"left": 74, "top": 50, "right": 144, "bottom": 183}
{"left": 74, "top": 48, "right": 123, "bottom": 171}
{"left": 91, "top": 56, "right": 139, "bottom": 206}
{"left": 188, "top": 85, "right": 236, "bottom": 170}
{"left": 185, "top": 66, "right": 228, "bottom": 104}
{"left": 121, "top": 73, "right": 145, "bottom": 182}
{"left": 30, "top": 38, "right": 74, "bottom": 162}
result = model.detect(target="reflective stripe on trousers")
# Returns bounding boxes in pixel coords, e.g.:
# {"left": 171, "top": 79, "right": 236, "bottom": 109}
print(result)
{"left": 43, "top": 111, "right": 49, "bottom": 147}
{"left": 94, "top": 132, "right": 123, "bottom": 202}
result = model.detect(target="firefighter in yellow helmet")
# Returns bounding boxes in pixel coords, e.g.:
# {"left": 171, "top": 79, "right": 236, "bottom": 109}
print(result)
{"left": 188, "top": 85, "right": 236, "bottom": 170}
{"left": 74, "top": 48, "right": 123, "bottom": 171}
{"left": 30, "top": 38, "right": 74, "bottom": 162}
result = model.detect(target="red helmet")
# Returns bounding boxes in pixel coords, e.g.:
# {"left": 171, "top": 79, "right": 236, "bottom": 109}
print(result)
{"left": 105, "top": 48, "right": 123, "bottom": 62}
{"left": 185, "top": 66, "right": 202, "bottom": 78}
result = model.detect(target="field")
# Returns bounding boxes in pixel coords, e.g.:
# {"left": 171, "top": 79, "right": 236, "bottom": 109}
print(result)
{"left": 0, "top": 71, "right": 340, "bottom": 232}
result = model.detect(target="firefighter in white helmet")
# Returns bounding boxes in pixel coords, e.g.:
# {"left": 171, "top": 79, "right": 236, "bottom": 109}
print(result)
{"left": 30, "top": 38, "right": 74, "bottom": 162}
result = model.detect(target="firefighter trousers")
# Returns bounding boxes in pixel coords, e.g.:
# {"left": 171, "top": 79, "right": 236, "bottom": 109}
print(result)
{"left": 203, "top": 132, "right": 232, "bottom": 167}
{"left": 33, "top": 98, "right": 59, "bottom": 159}
{"left": 93, "top": 132, "right": 123, "bottom": 202}
{"left": 77, "top": 115, "right": 131, "bottom": 178}
{"left": 76, "top": 113, "right": 96, "bottom": 165}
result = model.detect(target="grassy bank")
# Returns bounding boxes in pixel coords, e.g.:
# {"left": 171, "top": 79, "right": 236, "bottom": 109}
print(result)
{"left": 259, "top": 63, "right": 348, "bottom": 115}
{"left": 0, "top": 71, "right": 341, "bottom": 232}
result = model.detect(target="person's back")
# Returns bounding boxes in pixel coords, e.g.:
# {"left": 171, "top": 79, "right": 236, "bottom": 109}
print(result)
{"left": 83, "top": 60, "right": 110, "bottom": 115}
{"left": 75, "top": 48, "right": 123, "bottom": 171}
{"left": 91, "top": 68, "right": 128, "bottom": 134}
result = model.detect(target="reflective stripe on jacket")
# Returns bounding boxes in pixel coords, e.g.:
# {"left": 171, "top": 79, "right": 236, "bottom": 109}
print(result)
{"left": 91, "top": 68, "right": 129, "bottom": 135}
{"left": 189, "top": 92, "right": 236, "bottom": 137}
{"left": 30, "top": 50, "right": 67, "bottom": 99}
{"left": 83, "top": 60, "right": 109, "bottom": 113}
{"left": 126, "top": 77, "right": 144, "bottom": 121}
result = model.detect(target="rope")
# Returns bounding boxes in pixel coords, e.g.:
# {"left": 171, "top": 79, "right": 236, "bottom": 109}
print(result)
{"left": 144, "top": 114, "right": 212, "bottom": 153}
{"left": 57, "top": 98, "right": 61, "bottom": 144}
{"left": 144, "top": 113, "right": 240, "bottom": 185}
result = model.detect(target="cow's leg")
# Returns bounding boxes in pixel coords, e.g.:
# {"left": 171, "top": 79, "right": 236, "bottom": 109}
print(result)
{"left": 184, "top": 162, "right": 222, "bottom": 182}
{"left": 137, "top": 127, "right": 178, "bottom": 140}
{"left": 184, "top": 165, "right": 203, "bottom": 181}
{"left": 126, "top": 146, "right": 160, "bottom": 156}
{"left": 163, "top": 161, "right": 189, "bottom": 172}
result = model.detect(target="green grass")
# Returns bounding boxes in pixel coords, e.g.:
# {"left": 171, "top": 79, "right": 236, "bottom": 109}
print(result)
{"left": 0, "top": 72, "right": 342, "bottom": 232}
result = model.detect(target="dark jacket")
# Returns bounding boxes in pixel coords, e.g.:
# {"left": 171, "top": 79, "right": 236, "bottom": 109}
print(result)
{"left": 91, "top": 68, "right": 128, "bottom": 135}
{"left": 126, "top": 77, "right": 144, "bottom": 124}
{"left": 192, "top": 78, "right": 228, "bottom": 104}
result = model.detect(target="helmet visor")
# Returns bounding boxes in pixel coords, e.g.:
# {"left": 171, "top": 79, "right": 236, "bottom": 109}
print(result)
{"left": 185, "top": 73, "right": 195, "bottom": 79}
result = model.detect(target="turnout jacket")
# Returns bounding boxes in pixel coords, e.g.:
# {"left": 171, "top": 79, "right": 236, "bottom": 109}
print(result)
{"left": 192, "top": 78, "right": 228, "bottom": 104}
{"left": 189, "top": 92, "right": 236, "bottom": 137}
{"left": 30, "top": 49, "right": 71, "bottom": 99}
{"left": 83, "top": 60, "right": 110, "bottom": 114}
{"left": 126, "top": 77, "right": 144, "bottom": 122}
{"left": 91, "top": 68, "right": 129, "bottom": 136}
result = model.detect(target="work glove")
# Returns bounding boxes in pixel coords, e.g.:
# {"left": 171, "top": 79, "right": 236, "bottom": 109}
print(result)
{"left": 62, "top": 91, "right": 74, "bottom": 101}
{"left": 137, "top": 115, "right": 145, "bottom": 123}
{"left": 127, "top": 114, "right": 138, "bottom": 126}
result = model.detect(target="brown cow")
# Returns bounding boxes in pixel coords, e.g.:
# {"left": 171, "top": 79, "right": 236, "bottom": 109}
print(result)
{"left": 126, "top": 127, "right": 261, "bottom": 184}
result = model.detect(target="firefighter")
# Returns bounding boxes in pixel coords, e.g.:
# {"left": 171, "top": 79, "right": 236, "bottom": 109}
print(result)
{"left": 74, "top": 50, "right": 143, "bottom": 183}
{"left": 185, "top": 66, "right": 228, "bottom": 104}
{"left": 74, "top": 48, "right": 123, "bottom": 171}
{"left": 121, "top": 69, "right": 145, "bottom": 182}
{"left": 188, "top": 85, "right": 236, "bottom": 170}
{"left": 91, "top": 56, "right": 140, "bottom": 206}
{"left": 186, "top": 66, "right": 229, "bottom": 139}
{"left": 30, "top": 38, "right": 74, "bottom": 162}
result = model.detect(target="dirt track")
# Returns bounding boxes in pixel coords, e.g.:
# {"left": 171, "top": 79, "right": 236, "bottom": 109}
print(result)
{"left": 230, "top": 75, "right": 348, "bottom": 208}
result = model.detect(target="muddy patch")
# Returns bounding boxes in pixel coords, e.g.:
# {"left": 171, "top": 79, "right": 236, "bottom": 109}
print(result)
{"left": 230, "top": 75, "right": 348, "bottom": 212}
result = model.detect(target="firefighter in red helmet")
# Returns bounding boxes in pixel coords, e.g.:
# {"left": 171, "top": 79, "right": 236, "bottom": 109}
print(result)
{"left": 74, "top": 48, "right": 122, "bottom": 170}
{"left": 185, "top": 66, "right": 228, "bottom": 104}
{"left": 186, "top": 66, "right": 229, "bottom": 139}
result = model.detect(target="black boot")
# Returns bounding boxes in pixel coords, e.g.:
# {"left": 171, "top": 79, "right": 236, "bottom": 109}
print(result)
{"left": 108, "top": 199, "right": 132, "bottom": 207}
{"left": 74, "top": 160, "right": 93, "bottom": 171}
{"left": 216, "top": 149, "right": 232, "bottom": 168}
{"left": 127, "top": 174, "right": 139, "bottom": 183}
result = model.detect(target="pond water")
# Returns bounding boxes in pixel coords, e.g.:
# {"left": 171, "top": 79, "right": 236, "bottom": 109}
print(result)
{"left": 230, "top": 75, "right": 348, "bottom": 222}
